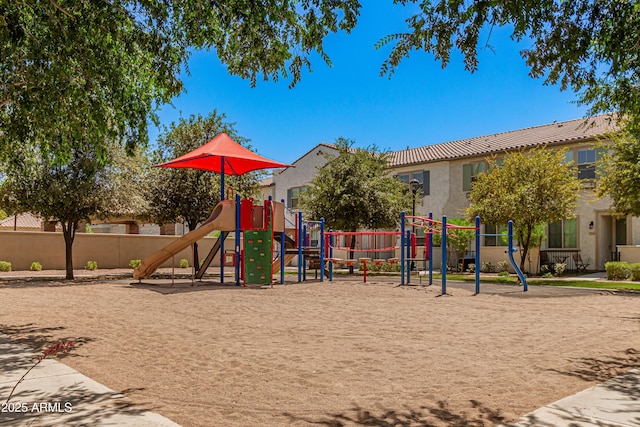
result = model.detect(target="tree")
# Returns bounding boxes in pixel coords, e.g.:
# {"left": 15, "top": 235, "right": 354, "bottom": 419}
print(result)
{"left": 145, "top": 111, "right": 260, "bottom": 232}
{"left": 598, "top": 131, "right": 640, "bottom": 216}
{"left": 377, "top": 1, "right": 639, "bottom": 132}
{"left": 0, "top": 143, "right": 146, "bottom": 279}
{"left": 301, "top": 138, "right": 411, "bottom": 261}
{"left": 465, "top": 146, "right": 580, "bottom": 272}
{"left": 1, "top": 1, "right": 360, "bottom": 161}
{"left": 432, "top": 217, "right": 475, "bottom": 254}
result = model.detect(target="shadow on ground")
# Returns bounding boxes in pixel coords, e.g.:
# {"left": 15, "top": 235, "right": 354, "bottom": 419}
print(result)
{"left": 0, "top": 324, "right": 94, "bottom": 372}
{"left": 284, "top": 400, "right": 506, "bottom": 426}
{"left": 129, "top": 281, "right": 273, "bottom": 295}
{"left": 0, "top": 278, "right": 119, "bottom": 289}
{"left": 0, "top": 381, "right": 155, "bottom": 426}
{"left": 549, "top": 348, "right": 640, "bottom": 384}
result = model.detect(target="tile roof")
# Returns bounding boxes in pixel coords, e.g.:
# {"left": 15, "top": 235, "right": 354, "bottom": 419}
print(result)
{"left": 0, "top": 212, "right": 44, "bottom": 230}
{"left": 259, "top": 176, "right": 274, "bottom": 187}
{"left": 388, "top": 114, "right": 619, "bottom": 167}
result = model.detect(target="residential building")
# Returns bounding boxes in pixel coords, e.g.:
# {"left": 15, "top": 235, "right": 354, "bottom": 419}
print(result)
{"left": 271, "top": 115, "right": 637, "bottom": 272}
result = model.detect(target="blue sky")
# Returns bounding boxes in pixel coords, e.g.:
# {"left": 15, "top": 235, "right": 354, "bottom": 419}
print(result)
{"left": 151, "top": 3, "right": 588, "bottom": 166}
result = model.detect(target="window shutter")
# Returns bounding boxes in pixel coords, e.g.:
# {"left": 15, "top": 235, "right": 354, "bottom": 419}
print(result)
{"left": 287, "top": 188, "right": 292, "bottom": 207}
{"left": 423, "top": 170, "right": 430, "bottom": 195}
{"left": 463, "top": 164, "right": 471, "bottom": 191}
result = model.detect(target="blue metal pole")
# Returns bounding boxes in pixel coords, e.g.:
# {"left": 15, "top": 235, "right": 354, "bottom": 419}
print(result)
{"left": 220, "top": 158, "right": 225, "bottom": 284}
{"left": 280, "top": 199, "right": 285, "bottom": 284}
{"left": 508, "top": 220, "right": 529, "bottom": 291}
{"left": 298, "top": 211, "right": 303, "bottom": 283}
{"left": 406, "top": 230, "right": 412, "bottom": 285}
{"left": 400, "top": 211, "right": 405, "bottom": 285}
{"left": 442, "top": 215, "right": 447, "bottom": 295}
{"left": 235, "top": 194, "right": 241, "bottom": 286}
{"left": 320, "top": 218, "right": 325, "bottom": 282}
{"left": 428, "top": 212, "right": 433, "bottom": 286}
{"left": 475, "top": 216, "right": 481, "bottom": 295}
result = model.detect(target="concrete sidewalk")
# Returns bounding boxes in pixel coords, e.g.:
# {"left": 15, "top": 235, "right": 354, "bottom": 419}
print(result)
{"left": 499, "top": 369, "right": 640, "bottom": 427}
{"left": 0, "top": 335, "right": 180, "bottom": 426}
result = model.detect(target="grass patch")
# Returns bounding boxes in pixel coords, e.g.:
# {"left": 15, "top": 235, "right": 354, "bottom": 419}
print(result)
{"left": 430, "top": 273, "right": 640, "bottom": 291}
{"left": 432, "top": 274, "right": 520, "bottom": 284}
{"left": 528, "top": 279, "right": 640, "bottom": 291}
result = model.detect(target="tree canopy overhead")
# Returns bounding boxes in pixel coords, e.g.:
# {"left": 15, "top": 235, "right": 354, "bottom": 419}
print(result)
{"left": 1, "top": 0, "right": 361, "bottom": 161}
{"left": 378, "top": 0, "right": 640, "bottom": 131}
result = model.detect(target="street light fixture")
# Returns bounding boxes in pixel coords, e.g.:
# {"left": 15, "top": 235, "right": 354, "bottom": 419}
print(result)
{"left": 409, "top": 178, "right": 420, "bottom": 225}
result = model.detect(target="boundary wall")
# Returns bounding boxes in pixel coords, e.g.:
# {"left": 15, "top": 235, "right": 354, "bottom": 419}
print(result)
{"left": 0, "top": 231, "right": 228, "bottom": 271}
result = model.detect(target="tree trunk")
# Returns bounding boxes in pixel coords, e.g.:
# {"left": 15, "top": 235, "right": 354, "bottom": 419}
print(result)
{"left": 62, "top": 221, "right": 77, "bottom": 280}
{"left": 520, "top": 245, "right": 529, "bottom": 273}
{"left": 519, "top": 227, "right": 533, "bottom": 273}
{"left": 348, "top": 227, "right": 357, "bottom": 274}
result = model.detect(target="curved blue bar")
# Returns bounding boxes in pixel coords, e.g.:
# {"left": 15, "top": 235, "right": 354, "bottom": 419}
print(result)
{"left": 507, "top": 220, "right": 528, "bottom": 291}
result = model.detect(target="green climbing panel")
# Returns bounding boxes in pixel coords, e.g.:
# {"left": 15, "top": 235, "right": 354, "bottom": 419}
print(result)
{"left": 243, "top": 230, "right": 273, "bottom": 285}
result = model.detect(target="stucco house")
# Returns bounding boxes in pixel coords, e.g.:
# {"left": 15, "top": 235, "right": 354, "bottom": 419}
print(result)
{"left": 268, "top": 114, "right": 639, "bottom": 272}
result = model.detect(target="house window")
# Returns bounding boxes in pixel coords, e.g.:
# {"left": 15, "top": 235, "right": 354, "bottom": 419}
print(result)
{"left": 548, "top": 218, "right": 577, "bottom": 248}
{"left": 484, "top": 224, "right": 508, "bottom": 246}
{"left": 463, "top": 162, "right": 485, "bottom": 191}
{"left": 576, "top": 148, "right": 606, "bottom": 180}
{"left": 287, "top": 186, "right": 307, "bottom": 209}
{"left": 396, "top": 170, "right": 430, "bottom": 196}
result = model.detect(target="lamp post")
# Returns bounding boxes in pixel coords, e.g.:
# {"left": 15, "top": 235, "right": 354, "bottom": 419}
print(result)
{"left": 409, "top": 178, "right": 420, "bottom": 270}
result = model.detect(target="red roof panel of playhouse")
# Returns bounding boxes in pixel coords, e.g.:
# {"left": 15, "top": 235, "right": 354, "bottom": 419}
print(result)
{"left": 155, "top": 133, "right": 292, "bottom": 175}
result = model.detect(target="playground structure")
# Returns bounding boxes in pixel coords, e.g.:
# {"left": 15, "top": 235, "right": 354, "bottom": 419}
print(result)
{"left": 319, "top": 212, "right": 528, "bottom": 294}
{"left": 134, "top": 132, "right": 300, "bottom": 286}
{"left": 134, "top": 196, "right": 291, "bottom": 286}
{"left": 324, "top": 230, "right": 404, "bottom": 283}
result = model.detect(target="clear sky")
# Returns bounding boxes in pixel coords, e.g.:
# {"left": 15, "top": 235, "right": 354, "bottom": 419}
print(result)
{"left": 150, "top": 3, "right": 588, "bottom": 167}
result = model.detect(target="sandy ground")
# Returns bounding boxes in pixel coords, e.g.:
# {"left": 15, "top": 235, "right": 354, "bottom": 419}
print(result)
{"left": 0, "top": 275, "right": 639, "bottom": 426}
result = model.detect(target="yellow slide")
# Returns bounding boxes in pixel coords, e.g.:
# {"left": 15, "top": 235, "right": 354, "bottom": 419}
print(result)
{"left": 272, "top": 254, "right": 296, "bottom": 275}
{"left": 133, "top": 200, "right": 237, "bottom": 279}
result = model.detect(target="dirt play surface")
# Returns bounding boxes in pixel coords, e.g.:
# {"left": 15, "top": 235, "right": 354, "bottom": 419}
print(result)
{"left": 1, "top": 276, "right": 639, "bottom": 426}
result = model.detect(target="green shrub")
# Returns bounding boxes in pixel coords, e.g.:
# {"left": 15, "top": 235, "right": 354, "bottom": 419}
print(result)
{"left": 605, "top": 261, "right": 630, "bottom": 280}
{"left": 497, "top": 270, "right": 510, "bottom": 277}
{"left": 467, "top": 263, "right": 475, "bottom": 273}
{"left": 0, "top": 261, "right": 12, "bottom": 272}
{"left": 85, "top": 260, "right": 98, "bottom": 271}
{"left": 630, "top": 263, "right": 640, "bottom": 281}
{"left": 30, "top": 261, "right": 42, "bottom": 271}
{"left": 542, "top": 272, "right": 553, "bottom": 278}
{"left": 480, "top": 261, "right": 493, "bottom": 273}
{"left": 179, "top": 258, "right": 189, "bottom": 269}
{"left": 553, "top": 263, "right": 566, "bottom": 277}
{"left": 129, "top": 259, "right": 141, "bottom": 268}
{"left": 497, "top": 260, "right": 509, "bottom": 272}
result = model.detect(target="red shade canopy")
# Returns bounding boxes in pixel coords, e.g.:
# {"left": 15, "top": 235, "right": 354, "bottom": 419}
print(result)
{"left": 155, "top": 133, "right": 291, "bottom": 175}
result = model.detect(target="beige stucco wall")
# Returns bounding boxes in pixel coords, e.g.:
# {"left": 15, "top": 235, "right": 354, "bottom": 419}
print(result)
{"left": 0, "top": 231, "right": 227, "bottom": 271}
{"left": 618, "top": 246, "right": 640, "bottom": 264}
{"left": 392, "top": 161, "right": 451, "bottom": 218}
{"left": 273, "top": 145, "right": 337, "bottom": 221}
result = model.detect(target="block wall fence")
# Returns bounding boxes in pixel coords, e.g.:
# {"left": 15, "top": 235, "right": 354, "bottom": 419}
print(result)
{"left": 0, "top": 231, "right": 227, "bottom": 271}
